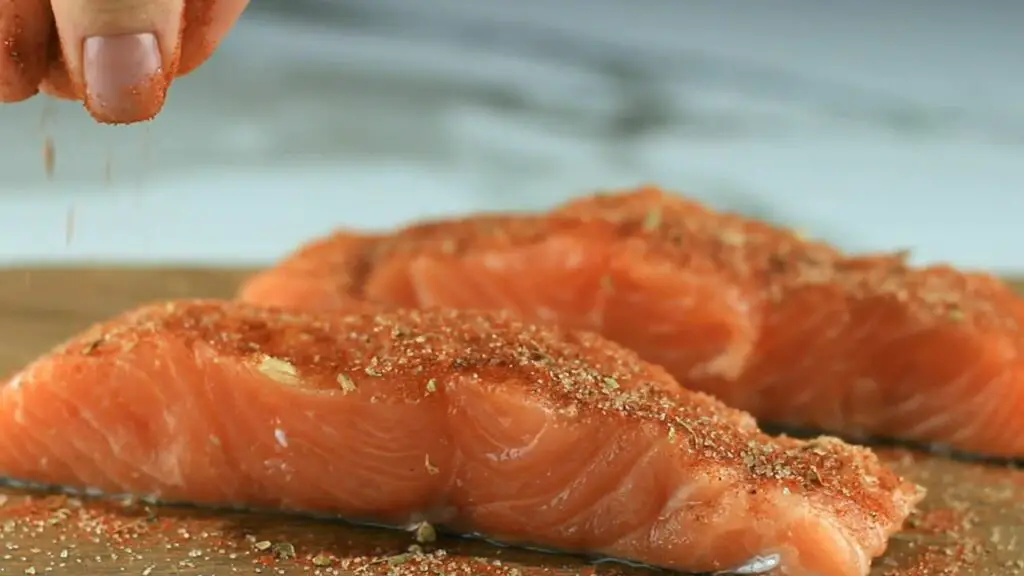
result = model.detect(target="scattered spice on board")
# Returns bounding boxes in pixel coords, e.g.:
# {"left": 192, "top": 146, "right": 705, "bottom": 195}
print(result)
{"left": 1, "top": 450, "right": 1024, "bottom": 574}
{"left": 876, "top": 448, "right": 1024, "bottom": 576}
{"left": 884, "top": 506, "right": 978, "bottom": 576}
{"left": 0, "top": 489, "right": 637, "bottom": 576}
{"left": 270, "top": 541, "right": 295, "bottom": 560}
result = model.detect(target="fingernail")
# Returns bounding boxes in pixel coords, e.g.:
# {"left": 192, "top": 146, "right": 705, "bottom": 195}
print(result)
{"left": 83, "top": 33, "right": 164, "bottom": 123}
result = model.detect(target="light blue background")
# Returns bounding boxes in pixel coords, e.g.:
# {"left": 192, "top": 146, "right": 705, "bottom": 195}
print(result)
{"left": 1, "top": 0, "right": 1021, "bottom": 271}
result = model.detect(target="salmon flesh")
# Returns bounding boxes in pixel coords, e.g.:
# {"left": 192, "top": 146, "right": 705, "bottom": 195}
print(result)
{"left": 238, "top": 186, "right": 1024, "bottom": 458}
{"left": 0, "top": 300, "right": 922, "bottom": 576}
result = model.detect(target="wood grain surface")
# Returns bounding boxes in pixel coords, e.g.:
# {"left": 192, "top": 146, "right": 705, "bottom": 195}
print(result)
{"left": 1, "top": 267, "right": 1023, "bottom": 576}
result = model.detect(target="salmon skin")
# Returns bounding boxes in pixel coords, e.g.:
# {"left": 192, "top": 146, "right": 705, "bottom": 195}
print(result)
{"left": 238, "top": 186, "right": 1024, "bottom": 459}
{"left": 0, "top": 300, "right": 921, "bottom": 576}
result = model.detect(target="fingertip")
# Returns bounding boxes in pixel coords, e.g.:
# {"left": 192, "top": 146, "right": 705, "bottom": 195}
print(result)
{"left": 83, "top": 32, "right": 169, "bottom": 123}
{"left": 0, "top": 0, "right": 52, "bottom": 102}
{"left": 178, "top": 0, "right": 249, "bottom": 76}
{"left": 49, "top": 0, "right": 185, "bottom": 124}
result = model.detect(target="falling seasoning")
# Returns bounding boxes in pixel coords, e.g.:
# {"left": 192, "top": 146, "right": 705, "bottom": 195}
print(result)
{"left": 43, "top": 137, "right": 55, "bottom": 179}
{"left": 425, "top": 378, "right": 437, "bottom": 393}
{"left": 602, "top": 377, "right": 619, "bottom": 391}
{"left": 39, "top": 98, "right": 57, "bottom": 130}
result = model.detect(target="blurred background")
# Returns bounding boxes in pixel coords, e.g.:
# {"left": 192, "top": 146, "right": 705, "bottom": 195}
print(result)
{"left": 1, "top": 0, "right": 1023, "bottom": 271}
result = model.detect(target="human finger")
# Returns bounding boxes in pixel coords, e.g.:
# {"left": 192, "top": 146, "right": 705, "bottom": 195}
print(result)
{"left": 0, "top": 0, "right": 52, "bottom": 102}
{"left": 49, "top": 0, "right": 185, "bottom": 123}
{"left": 39, "top": 51, "right": 76, "bottom": 100}
{"left": 178, "top": 0, "right": 249, "bottom": 76}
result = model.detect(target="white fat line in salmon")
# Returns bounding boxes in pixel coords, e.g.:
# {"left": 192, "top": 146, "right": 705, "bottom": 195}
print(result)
{"left": 0, "top": 476, "right": 780, "bottom": 575}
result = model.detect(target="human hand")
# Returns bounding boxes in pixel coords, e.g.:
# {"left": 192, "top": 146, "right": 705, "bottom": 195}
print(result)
{"left": 0, "top": 0, "right": 250, "bottom": 124}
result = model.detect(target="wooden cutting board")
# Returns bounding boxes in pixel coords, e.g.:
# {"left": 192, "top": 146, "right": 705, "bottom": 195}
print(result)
{"left": 1, "top": 267, "right": 1023, "bottom": 576}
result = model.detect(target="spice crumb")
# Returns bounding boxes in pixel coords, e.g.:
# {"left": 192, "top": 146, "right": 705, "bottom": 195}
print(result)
{"left": 414, "top": 522, "right": 437, "bottom": 544}
{"left": 253, "top": 540, "right": 272, "bottom": 552}
{"left": 424, "top": 454, "right": 440, "bottom": 475}
{"left": 271, "top": 541, "right": 295, "bottom": 560}
{"left": 256, "top": 355, "right": 300, "bottom": 385}
{"left": 337, "top": 373, "right": 357, "bottom": 393}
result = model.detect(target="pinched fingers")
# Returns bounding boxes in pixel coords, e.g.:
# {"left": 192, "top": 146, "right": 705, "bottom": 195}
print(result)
{"left": 2, "top": 0, "right": 250, "bottom": 123}
{"left": 0, "top": 0, "right": 52, "bottom": 103}
{"left": 49, "top": 0, "right": 185, "bottom": 123}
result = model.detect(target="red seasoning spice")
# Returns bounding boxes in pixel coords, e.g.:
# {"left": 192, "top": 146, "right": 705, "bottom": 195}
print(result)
{"left": 0, "top": 489, "right": 644, "bottom": 576}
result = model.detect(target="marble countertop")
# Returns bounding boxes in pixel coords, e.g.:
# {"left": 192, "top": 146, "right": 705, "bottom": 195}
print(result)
{"left": 0, "top": 0, "right": 1022, "bottom": 271}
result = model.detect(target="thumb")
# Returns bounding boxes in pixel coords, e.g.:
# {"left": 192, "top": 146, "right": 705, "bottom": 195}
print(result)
{"left": 50, "top": 0, "right": 185, "bottom": 124}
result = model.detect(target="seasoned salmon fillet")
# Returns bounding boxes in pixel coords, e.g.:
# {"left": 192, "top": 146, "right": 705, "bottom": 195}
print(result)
{"left": 0, "top": 300, "right": 921, "bottom": 576}
{"left": 238, "top": 186, "right": 1024, "bottom": 458}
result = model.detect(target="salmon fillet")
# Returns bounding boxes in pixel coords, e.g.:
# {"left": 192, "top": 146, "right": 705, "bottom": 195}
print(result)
{"left": 0, "top": 300, "right": 920, "bottom": 576}
{"left": 238, "top": 186, "right": 1024, "bottom": 458}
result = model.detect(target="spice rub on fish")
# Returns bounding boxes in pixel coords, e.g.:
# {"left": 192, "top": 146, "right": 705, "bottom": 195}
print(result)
{"left": 0, "top": 300, "right": 921, "bottom": 576}
{"left": 238, "top": 186, "right": 1024, "bottom": 459}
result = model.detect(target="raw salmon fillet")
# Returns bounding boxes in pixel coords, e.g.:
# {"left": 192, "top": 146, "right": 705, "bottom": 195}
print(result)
{"left": 238, "top": 186, "right": 1024, "bottom": 458}
{"left": 0, "top": 300, "right": 920, "bottom": 576}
